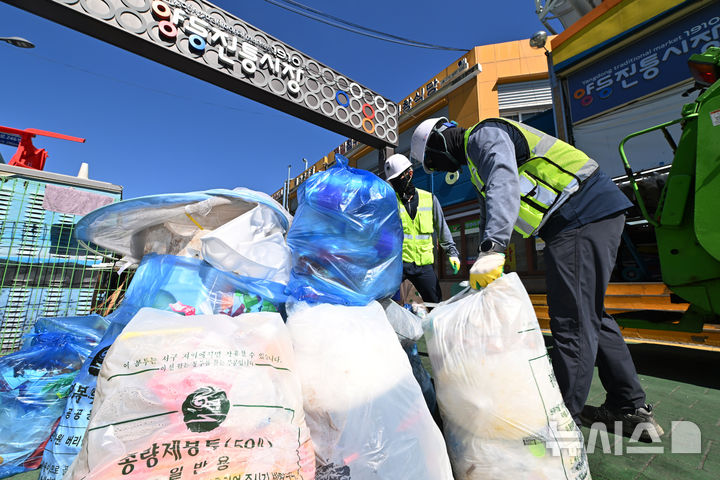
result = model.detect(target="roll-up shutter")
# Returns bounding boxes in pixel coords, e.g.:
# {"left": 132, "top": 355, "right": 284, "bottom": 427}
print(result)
{"left": 498, "top": 80, "right": 552, "bottom": 111}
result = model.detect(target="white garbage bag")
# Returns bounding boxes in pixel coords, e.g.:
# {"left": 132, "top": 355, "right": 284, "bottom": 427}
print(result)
{"left": 425, "top": 273, "right": 591, "bottom": 480}
{"left": 287, "top": 300, "right": 453, "bottom": 480}
{"left": 379, "top": 298, "right": 424, "bottom": 347}
{"left": 66, "top": 308, "right": 314, "bottom": 480}
{"left": 201, "top": 204, "right": 292, "bottom": 284}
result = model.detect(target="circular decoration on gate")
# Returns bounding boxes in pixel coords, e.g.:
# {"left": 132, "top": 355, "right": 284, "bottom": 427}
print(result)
{"left": 320, "top": 100, "right": 336, "bottom": 116}
{"left": 157, "top": 20, "right": 177, "bottom": 40}
{"left": 362, "top": 117, "right": 375, "bottom": 134}
{"left": 386, "top": 129, "right": 398, "bottom": 145}
{"left": 350, "top": 113, "right": 363, "bottom": 129}
{"left": 188, "top": 34, "right": 206, "bottom": 53}
{"left": 80, "top": 0, "right": 115, "bottom": 20}
{"left": 269, "top": 77, "right": 287, "bottom": 96}
{"left": 335, "top": 91, "right": 350, "bottom": 107}
{"left": 305, "top": 93, "right": 320, "bottom": 110}
{"left": 375, "top": 124, "right": 386, "bottom": 139}
{"left": 148, "top": 21, "right": 177, "bottom": 45}
{"left": 386, "top": 102, "right": 398, "bottom": 116}
{"left": 305, "top": 77, "right": 321, "bottom": 94}
{"left": 151, "top": 0, "right": 170, "bottom": 20}
{"left": 373, "top": 95, "right": 387, "bottom": 111}
{"left": 349, "top": 97, "right": 363, "bottom": 112}
{"left": 362, "top": 103, "right": 375, "bottom": 120}
{"left": 580, "top": 95, "right": 593, "bottom": 107}
{"left": 116, "top": 8, "right": 147, "bottom": 34}
{"left": 386, "top": 114, "right": 398, "bottom": 130}
{"left": 320, "top": 85, "right": 335, "bottom": 100}
{"left": 349, "top": 82, "right": 363, "bottom": 99}
{"left": 121, "top": 0, "right": 151, "bottom": 11}
{"left": 336, "top": 106, "right": 349, "bottom": 122}
{"left": 573, "top": 89, "right": 585, "bottom": 99}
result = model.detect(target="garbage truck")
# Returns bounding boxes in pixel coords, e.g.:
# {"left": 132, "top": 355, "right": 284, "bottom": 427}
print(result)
{"left": 617, "top": 47, "right": 720, "bottom": 342}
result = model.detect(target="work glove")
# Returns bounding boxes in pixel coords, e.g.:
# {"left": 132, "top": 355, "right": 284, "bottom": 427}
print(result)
{"left": 469, "top": 252, "right": 505, "bottom": 289}
{"left": 449, "top": 256, "right": 461, "bottom": 274}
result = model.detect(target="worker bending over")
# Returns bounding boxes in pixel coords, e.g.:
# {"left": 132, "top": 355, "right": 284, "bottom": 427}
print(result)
{"left": 410, "top": 117, "right": 663, "bottom": 442}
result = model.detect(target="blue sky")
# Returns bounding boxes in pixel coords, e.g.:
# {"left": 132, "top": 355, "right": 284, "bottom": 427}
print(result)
{"left": 0, "top": 1, "right": 546, "bottom": 199}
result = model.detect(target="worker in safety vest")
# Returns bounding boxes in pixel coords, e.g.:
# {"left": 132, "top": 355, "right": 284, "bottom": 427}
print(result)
{"left": 410, "top": 117, "right": 663, "bottom": 442}
{"left": 384, "top": 153, "right": 460, "bottom": 304}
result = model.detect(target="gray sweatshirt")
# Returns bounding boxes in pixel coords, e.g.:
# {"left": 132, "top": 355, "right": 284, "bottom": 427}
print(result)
{"left": 465, "top": 125, "right": 521, "bottom": 249}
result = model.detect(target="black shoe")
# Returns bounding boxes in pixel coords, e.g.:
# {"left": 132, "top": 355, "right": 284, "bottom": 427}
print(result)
{"left": 579, "top": 403, "right": 664, "bottom": 443}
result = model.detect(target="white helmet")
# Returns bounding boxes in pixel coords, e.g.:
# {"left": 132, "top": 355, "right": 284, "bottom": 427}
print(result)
{"left": 384, "top": 153, "right": 412, "bottom": 180}
{"left": 410, "top": 117, "right": 449, "bottom": 173}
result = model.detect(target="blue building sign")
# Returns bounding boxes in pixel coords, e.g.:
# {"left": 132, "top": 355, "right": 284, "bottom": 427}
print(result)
{"left": 567, "top": 3, "right": 720, "bottom": 123}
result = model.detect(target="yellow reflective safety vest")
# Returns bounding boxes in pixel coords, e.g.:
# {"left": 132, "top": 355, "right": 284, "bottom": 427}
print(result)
{"left": 464, "top": 118, "right": 598, "bottom": 237}
{"left": 398, "top": 188, "right": 435, "bottom": 265}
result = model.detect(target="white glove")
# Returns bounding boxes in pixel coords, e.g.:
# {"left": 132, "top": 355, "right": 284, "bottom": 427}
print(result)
{"left": 469, "top": 252, "right": 505, "bottom": 289}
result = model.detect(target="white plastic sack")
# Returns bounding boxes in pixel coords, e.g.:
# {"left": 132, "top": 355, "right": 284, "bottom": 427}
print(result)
{"left": 379, "top": 298, "right": 424, "bottom": 347}
{"left": 201, "top": 204, "right": 292, "bottom": 284}
{"left": 287, "top": 300, "right": 453, "bottom": 480}
{"left": 66, "top": 308, "right": 314, "bottom": 480}
{"left": 425, "top": 273, "right": 591, "bottom": 480}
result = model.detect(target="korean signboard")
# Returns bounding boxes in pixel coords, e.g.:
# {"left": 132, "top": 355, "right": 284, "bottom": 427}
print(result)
{"left": 5, "top": 0, "right": 398, "bottom": 147}
{"left": 567, "top": 3, "right": 720, "bottom": 123}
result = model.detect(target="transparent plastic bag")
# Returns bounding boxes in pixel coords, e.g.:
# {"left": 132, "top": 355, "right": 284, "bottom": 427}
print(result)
{"left": 287, "top": 300, "right": 453, "bottom": 479}
{"left": 379, "top": 298, "right": 424, "bottom": 347}
{"left": 286, "top": 155, "right": 403, "bottom": 305}
{"left": 0, "top": 332, "right": 94, "bottom": 479}
{"left": 201, "top": 204, "right": 292, "bottom": 285}
{"left": 425, "top": 273, "right": 591, "bottom": 480}
{"left": 27, "top": 315, "right": 109, "bottom": 354}
{"left": 40, "top": 254, "right": 284, "bottom": 480}
{"left": 74, "top": 188, "right": 291, "bottom": 265}
{"left": 66, "top": 308, "right": 314, "bottom": 480}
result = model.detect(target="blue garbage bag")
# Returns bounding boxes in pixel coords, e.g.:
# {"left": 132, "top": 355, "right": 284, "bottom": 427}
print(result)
{"left": 39, "top": 253, "right": 286, "bottom": 480}
{"left": 285, "top": 155, "right": 403, "bottom": 305}
{"left": 0, "top": 331, "right": 96, "bottom": 479}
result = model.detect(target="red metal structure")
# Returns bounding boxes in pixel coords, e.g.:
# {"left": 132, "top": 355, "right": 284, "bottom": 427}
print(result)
{"left": 0, "top": 125, "right": 85, "bottom": 171}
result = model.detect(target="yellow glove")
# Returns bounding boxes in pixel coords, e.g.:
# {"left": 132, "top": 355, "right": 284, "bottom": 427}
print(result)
{"left": 449, "top": 256, "right": 461, "bottom": 274}
{"left": 469, "top": 252, "right": 505, "bottom": 289}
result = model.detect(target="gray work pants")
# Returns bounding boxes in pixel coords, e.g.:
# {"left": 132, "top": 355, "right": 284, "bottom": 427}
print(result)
{"left": 544, "top": 213, "right": 646, "bottom": 423}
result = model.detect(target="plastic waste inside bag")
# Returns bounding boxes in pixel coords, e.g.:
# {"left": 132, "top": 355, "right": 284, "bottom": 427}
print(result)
{"left": 0, "top": 331, "right": 101, "bottom": 479}
{"left": 425, "top": 273, "right": 591, "bottom": 480}
{"left": 27, "top": 315, "right": 109, "bottom": 354}
{"left": 201, "top": 203, "right": 292, "bottom": 285}
{"left": 379, "top": 298, "right": 423, "bottom": 348}
{"left": 40, "top": 254, "right": 284, "bottom": 480}
{"left": 66, "top": 308, "right": 314, "bottom": 480}
{"left": 74, "top": 187, "right": 291, "bottom": 265}
{"left": 285, "top": 155, "right": 403, "bottom": 305}
{"left": 286, "top": 299, "right": 453, "bottom": 479}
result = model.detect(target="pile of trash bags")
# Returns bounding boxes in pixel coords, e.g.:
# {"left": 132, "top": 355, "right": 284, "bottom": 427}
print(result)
{"left": 0, "top": 316, "right": 109, "bottom": 478}
{"left": 0, "top": 154, "right": 591, "bottom": 480}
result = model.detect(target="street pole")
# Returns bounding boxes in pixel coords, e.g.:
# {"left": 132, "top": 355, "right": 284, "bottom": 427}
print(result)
{"left": 284, "top": 163, "right": 292, "bottom": 209}
{"left": 302, "top": 158, "right": 308, "bottom": 172}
